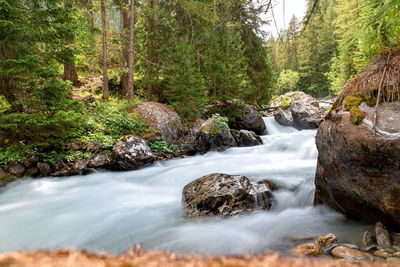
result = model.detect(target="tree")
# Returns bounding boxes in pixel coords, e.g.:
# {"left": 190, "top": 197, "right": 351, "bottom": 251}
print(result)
{"left": 63, "top": 1, "right": 79, "bottom": 86}
{"left": 100, "top": 0, "right": 109, "bottom": 100}
{"left": 127, "top": 0, "right": 135, "bottom": 100}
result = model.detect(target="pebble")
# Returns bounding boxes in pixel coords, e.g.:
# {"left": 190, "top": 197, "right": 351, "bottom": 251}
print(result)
{"left": 290, "top": 243, "right": 323, "bottom": 257}
{"left": 332, "top": 246, "right": 374, "bottom": 261}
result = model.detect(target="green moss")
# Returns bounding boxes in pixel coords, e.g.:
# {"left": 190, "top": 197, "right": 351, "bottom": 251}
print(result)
{"left": 350, "top": 107, "right": 364, "bottom": 125}
{"left": 344, "top": 96, "right": 363, "bottom": 111}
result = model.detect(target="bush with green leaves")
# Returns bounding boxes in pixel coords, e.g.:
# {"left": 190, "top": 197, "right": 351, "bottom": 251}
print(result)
{"left": 150, "top": 141, "right": 181, "bottom": 153}
{"left": 276, "top": 70, "right": 300, "bottom": 95}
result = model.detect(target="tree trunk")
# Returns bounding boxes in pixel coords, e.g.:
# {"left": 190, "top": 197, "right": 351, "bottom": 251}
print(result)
{"left": 101, "top": 0, "right": 109, "bottom": 100}
{"left": 120, "top": 0, "right": 129, "bottom": 94}
{"left": 63, "top": 3, "right": 79, "bottom": 86}
{"left": 127, "top": 0, "right": 135, "bottom": 100}
{"left": 146, "top": 0, "right": 155, "bottom": 101}
{"left": 86, "top": 0, "right": 94, "bottom": 30}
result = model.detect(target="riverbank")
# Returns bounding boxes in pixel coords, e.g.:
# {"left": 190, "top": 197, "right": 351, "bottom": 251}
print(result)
{"left": 0, "top": 248, "right": 392, "bottom": 267}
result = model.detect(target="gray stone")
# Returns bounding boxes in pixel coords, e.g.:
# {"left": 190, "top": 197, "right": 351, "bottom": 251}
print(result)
{"left": 37, "top": 162, "right": 52, "bottom": 176}
{"left": 88, "top": 153, "right": 111, "bottom": 168}
{"left": 7, "top": 163, "right": 25, "bottom": 178}
{"left": 136, "top": 102, "right": 184, "bottom": 144}
{"left": 182, "top": 173, "right": 275, "bottom": 216}
{"left": 0, "top": 168, "right": 17, "bottom": 187}
{"left": 112, "top": 135, "right": 156, "bottom": 171}
{"left": 274, "top": 109, "right": 293, "bottom": 127}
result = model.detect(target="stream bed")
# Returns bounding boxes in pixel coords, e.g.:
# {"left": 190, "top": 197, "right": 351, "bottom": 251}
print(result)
{"left": 0, "top": 117, "right": 371, "bottom": 255}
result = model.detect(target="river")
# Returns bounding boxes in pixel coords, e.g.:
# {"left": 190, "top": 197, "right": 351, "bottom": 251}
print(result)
{"left": 0, "top": 117, "right": 370, "bottom": 255}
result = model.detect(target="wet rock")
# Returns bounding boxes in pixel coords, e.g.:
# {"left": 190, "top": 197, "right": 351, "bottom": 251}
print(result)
{"left": 88, "top": 153, "right": 112, "bottom": 168}
{"left": 25, "top": 167, "right": 39, "bottom": 177}
{"left": 290, "top": 100, "right": 326, "bottom": 130}
{"left": 51, "top": 162, "right": 71, "bottom": 177}
{"left": 393, "top": 251, "right": 400, "bottom": 257}
{"left": 7, "top": 163, "right": 25, "bottom": 178}
{"left": 374, "top": 249, "right": 392, "bottom": 258}
{"left": 0, "top": 168, "right": 17, "bottom": 187}
{"left": 342, "top": 243, "right": 360, "bottom": 250}
{"left": 231, "top": 129, "right": 262, "bottom": 147}
{"left": 340, "top": 256, "right": 374, "bottom": 264}
{"left": 182, "top": 173, "right": 275, "bottom": 216}
{"left": 70, "top": 159, "right": 87, "bottom": 175}
{"left": 199, "top": 118, "right": 237, "bottom": 151}
{"left": 23, "top": 155, "right": 37, "bottom": 168}
{"left": 331, "top": 246, "right": 374, "bottom": 261}
{"left": 37, "top": 162, "right": 52, "bottom": 176}
{"left": 363, "top": 231, "right": 374, "bottom": 247}
{"left": 274, "top": 109, "right": 293, "bottom": 127}
{"left": 387, "top": 257, "right": 400, "bottom": 265}
{"left": 112, "top": 135, "right": 156, "bottom": 171}
{"left": 365, "top": 245, "right": 378, "bottom": 253}
{"left": 376, "top": 222, "right": 392, "bottom": 249}
{"left": 324, "top": 243, "right": 339, "bottom": 255}
{"left": 314, "top": 107, "right": 400, "bottom": 231}
{"left": 315, "top": 233, "right": 338, "bottom": 248}
{"left": 136, "top": 102, "right": 184, "bottom": 144}
{"left": 290, "top": 243, "right": 323, "bottom": 257}
{"left": 230, "top": 105, "right": 266, "bottom": 135}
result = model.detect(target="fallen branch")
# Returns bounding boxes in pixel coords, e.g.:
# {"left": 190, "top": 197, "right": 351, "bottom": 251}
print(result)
{"left": 374, "top": 51, "right": 392, "bottom": 134}
{"left": 257, "top": 105, "right": 290, "bottom": 111}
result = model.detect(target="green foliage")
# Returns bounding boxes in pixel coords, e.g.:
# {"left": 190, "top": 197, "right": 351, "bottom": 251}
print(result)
{"left": 276, "top": 70, "right": 300, "bottom": 95}
{"left": 0, "top": 95, "right": 10, "bottom": 114}
{"left": 344, "top": 96, "right": 363, "bottom": 111}
{"left": 350, "top": 107, "right": 364, "bottom": 125}
{"left": 205, "top": 113, "right": 229, "bottom": 136}
{"left": 150, "top": 141, "right": 181, "bottom": 153}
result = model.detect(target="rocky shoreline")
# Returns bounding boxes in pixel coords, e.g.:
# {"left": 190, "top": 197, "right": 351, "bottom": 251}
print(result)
{"left": 0, "top": 102, "right": 266, "bottom": 187}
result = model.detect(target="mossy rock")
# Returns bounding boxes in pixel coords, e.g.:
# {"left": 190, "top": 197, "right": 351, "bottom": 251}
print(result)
{"left": 350, "top": 107, "right": 364, "bottom": 125}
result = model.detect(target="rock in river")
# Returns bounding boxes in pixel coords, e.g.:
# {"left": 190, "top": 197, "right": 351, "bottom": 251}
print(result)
{"left": 291, "top": 243, "right": 323, "bottom": 257}
{"left": 112, "top": 135, "right": 156, "bottom": 170}
{"left": 230, "top": 105, "right": 266, "bottom": 135}
{"left": 314, "top": 105, "right": 400, "bottom": 231}
{"left": 182, "top": 173, "right": 275, "bottom": 216}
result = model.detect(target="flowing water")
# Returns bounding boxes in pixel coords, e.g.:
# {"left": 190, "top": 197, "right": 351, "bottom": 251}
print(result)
{"left": 0, "top": 117, "right": 371, "bottom": 255}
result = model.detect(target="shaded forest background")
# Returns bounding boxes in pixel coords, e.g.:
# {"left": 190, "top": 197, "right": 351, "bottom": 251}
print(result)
{"left": 0, "top": 0, "right": 399, "bottom": 165}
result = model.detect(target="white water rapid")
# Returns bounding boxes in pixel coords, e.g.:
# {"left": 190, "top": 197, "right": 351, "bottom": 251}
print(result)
{"left": 0, "top": 117, "right": 370, "bottom": 255}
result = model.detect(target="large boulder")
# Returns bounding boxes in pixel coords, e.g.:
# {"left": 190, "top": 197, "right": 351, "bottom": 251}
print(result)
{"left": 290, "top": 99, "right": 327, "bottom": 130}
{"left": 136, "top": 102, "right": 184, "bottom": 144}
{"left": 0, "top": 168, "right": 17, "bottom": 187}
{"left": 198, "top": 118, "right": 237, "bottom": 151}
{"left": 230, "top": 129, "right": 262, "bottom": 147}
{"left": 230, "top": 105, "right": 266, "bottom": 135}
{"left": 112, "top": 135, "right": 157, "bottom": 170}
{"left": 314, "top": 102, "right": 400, "bottom": 231}
{"left": 182, "top": 173, "right": 275, "bottom": 216}
{"left": 269, "top": 91, "right": 313, "bottom": 107}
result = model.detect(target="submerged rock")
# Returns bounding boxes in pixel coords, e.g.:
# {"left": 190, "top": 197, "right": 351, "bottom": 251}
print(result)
{"left": 182, "top": 173, "right": 275, "bottom": 216}
{"left": 136, "top": 102, "right": 184, "bottom": 144}
{"left": 112, "top": 135, "right": 156, "bottom": 170}
{"left": 314, "top": 106, "right": 400, "bottom": 231}
{"left": 291, "top": 243, "right": 323, "bottom": 257}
